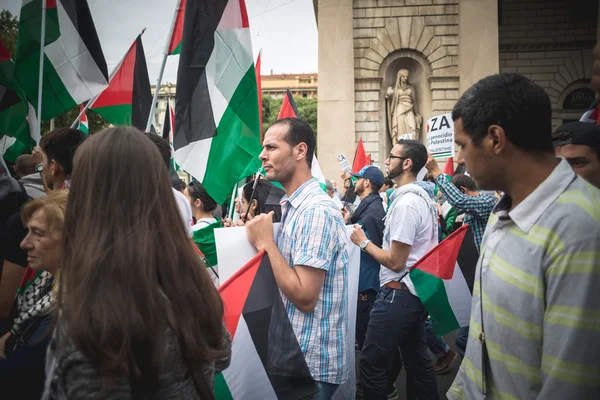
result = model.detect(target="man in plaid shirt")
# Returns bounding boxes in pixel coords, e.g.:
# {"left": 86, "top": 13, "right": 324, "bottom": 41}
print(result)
{"left": 425, "top": 155, "right": 497, "bottom": 251}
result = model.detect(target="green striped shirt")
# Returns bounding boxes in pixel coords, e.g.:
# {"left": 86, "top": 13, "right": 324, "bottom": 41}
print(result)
{"left": 448, "top": 160, "right": 600, "bottom": 400}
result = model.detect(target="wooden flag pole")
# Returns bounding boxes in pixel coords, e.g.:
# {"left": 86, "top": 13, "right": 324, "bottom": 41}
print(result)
{"left": 145, "top": 0, "right": 182, "bottom": 133}
{"left": 35, "top": 1, "right": 47, "bottom": 144}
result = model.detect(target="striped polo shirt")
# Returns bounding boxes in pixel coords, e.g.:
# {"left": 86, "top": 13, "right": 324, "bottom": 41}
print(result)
{"left": 277, "top": 178, "right": 349, "bottom": 384}
{"left": 448, "top": 159, "right": 600, "bottom": 400}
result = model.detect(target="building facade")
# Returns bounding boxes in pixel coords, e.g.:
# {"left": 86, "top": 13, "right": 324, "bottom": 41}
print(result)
{"left": 315, "top": 0, "right": 599, "bottom": 186}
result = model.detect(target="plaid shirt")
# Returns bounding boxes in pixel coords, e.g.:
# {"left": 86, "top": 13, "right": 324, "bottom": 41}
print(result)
{"left": 276, "top": 178, "right": 349, "bottom": 384}
{"left": 435, "top": 174, "right": 497, "bottom": 250}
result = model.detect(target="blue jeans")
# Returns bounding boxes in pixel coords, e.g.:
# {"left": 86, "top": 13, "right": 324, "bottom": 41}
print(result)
{"left": 455, "top": 326, "right": 469, "bottom": 358}
{"left": 359, "top": 287, "right": 439, "bottom": 400}
{"left": 310, "top": 381, "right": 338, "bottom": 400}
{"left": 424, "top": 317, "right": 450, "bottom": 358}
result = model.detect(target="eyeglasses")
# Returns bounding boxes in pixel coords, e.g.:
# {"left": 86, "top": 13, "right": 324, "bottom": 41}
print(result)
{"left": 387, "top": 154, "right": 407, "bottom": 162}
{"left": 35, "top": 163, "right": 44, "bottom": 173}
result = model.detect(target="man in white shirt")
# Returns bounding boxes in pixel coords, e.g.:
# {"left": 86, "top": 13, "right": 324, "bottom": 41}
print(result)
{"left": 351, "top": 139, "right": 439, "bottom": 400}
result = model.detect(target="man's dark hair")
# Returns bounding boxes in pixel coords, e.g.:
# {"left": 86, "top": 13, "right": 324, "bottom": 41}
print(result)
{"left": 369, "top": 180, "right": 382, "bottom": 193}
{"left": 452, "top": 174, "right": 478, "bottom": 192}
{"left": 144, "top": 133, "right": 171, "bottom": 168}
{"left": 272, "top": 118, "right": 316, "bottom": 167}
{"left": 188, "top": 180, "right": 217, "bottom": 212}
{"left": 452, "top": 73, "right": 552, "bottom": 153}
{"left": 397, "top": 139, "right": 427, "bottom": 175}
{"left": 384, "top": 177, "right": 393, "bottom": 187}
{"left": 39, "top": 128, "right": 87, "bottom": 176}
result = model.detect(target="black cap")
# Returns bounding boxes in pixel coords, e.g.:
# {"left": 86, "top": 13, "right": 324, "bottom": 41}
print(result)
{"left": 552, "top": 121, "right": 600, "bottom": 150}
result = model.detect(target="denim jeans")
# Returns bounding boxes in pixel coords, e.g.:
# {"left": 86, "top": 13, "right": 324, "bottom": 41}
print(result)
{"left": 309, "top": 381, "right": 338, "bottom": 400}
{"left": 359, "top": 287, "right": 439, "bottom": 400}
{"left": 424, "top": 317, "right": 450, "bottom": 358}
{"left": 455, "top": 326, "right": 469, "bottom": 358}
{"left": 356, "top": 289, "right": 377, "bottom": 350}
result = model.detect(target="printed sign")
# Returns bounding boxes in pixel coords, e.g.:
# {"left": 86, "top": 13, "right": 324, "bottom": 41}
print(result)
{"left": 426, "top": 113, "right": 455, "bottom": 159}
{"left": 336, "top": 153, "right": 352, "bottom": 174}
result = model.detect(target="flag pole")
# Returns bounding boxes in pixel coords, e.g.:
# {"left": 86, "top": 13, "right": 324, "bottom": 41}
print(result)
{"left": 145, "top": 0, "right": 181, "bottom": 133}
{"left": 70, "top": 29, "right": 146, "bottom": 128}
{"left": 35, "top": 1, "right": 47, "bottom": 144}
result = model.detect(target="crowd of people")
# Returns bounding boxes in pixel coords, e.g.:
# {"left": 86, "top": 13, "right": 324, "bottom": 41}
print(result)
{"left": 0, "top": 68, "right": 599, "bottom": 399}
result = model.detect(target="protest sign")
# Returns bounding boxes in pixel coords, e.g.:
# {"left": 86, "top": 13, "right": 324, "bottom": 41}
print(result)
{"left": 426, "top": 113, "right": 455, "bottom": 159}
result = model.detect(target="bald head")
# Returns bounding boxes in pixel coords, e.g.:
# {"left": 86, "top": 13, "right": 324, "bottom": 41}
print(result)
{"left": 14, "top": 154, "right": 37, "bottom": 178}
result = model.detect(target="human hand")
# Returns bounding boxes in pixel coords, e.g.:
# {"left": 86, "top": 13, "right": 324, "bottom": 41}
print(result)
{"left": 350, "top": 224, "right": 367, "bottom": 246}
{"left": 31, "top": 147, "right": 43, "bottom": 164}
{"left": 341, "top": 207, "right": 351, "bottom": 224}
{"left": 246, "top": 211, "right": 275, "bottom": 251}
{"left": 425, "top": 152, "right": 442, "bottom": 177}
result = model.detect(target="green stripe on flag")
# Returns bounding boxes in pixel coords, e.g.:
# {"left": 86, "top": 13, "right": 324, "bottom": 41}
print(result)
{"left": 410, "top": 268, "right": 460, "bottom": 337}
{"left": 214, "top": 372, "right": 233, "bottom": 400}
{"left": 1, "top": 137, "right": 29, "bottom": 163}
{"left": 169, "top": 42, "right": 182, "bottom": 55}
{"left": 92, "top": 103, "right": 132, "bottom": 127}
{"left": 191, "top": 219, "right": 223, "bottom": 267}
{"left": 204, "top": 65, "right": 261, "bottom": 204}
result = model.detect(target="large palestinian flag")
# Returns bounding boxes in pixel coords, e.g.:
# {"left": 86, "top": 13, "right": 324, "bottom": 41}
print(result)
{"left": 174, "top": 0, "right": 262, "bottom": 205}
{"left": 410, "top": 224, "right": 478, "bottom": 336}
{"left": 14, "top": 0, "right": 108, "bottom": 121}
{"left": 0, "top": 38, "right": 37, "bottom": 162}
{"left": 90, "top": 32, "right": 152, "bottom": 130}
{"left": 215, "top": 250, "right": 317, "bottom": 399}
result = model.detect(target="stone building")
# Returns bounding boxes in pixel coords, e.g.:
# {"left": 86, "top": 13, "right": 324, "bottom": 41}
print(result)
{"left": 315, "top": 0, "right": 600, "bottom": 185}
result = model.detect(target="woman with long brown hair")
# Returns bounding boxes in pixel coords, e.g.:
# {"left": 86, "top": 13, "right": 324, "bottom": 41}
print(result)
{"left": 43, "top": 127, "right": 230, "bottom": 399}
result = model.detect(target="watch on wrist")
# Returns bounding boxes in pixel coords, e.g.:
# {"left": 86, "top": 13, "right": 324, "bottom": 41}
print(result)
{"left": 359, "top": 239, "right": 371, "bottom": 250}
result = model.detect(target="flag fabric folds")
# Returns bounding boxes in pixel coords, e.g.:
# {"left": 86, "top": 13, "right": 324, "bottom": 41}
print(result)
{"left": 215, "top": 250, "right": 318, "bottom": 399}
{"left": 0, "top": 37, "right": 37, "bottom": 162}
{"left": 410, "top": 224, "right": 475, "bottom": 336}
{"left": 15, "top": 0, "right": 108, "bottom": 121}
{"left": 351, "top": 138, "right": 368, "bottom": 173}
{"left": 90, "top": 32, "right": 152, "bottom": 130}
{"left": 174, "top": 0, "right": 262, "bottom": 205}
{"left": 77, "top": 104, "right": 88, "bottom": 134}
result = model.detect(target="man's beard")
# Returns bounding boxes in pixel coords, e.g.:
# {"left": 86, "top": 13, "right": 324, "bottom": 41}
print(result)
{"left": 387, "top": 164, "right": 404, "bottom": 181}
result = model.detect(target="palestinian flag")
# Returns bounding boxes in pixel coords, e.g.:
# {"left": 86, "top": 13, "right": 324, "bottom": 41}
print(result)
{"left": 174, "top": 0, "right": 262, "bottom": 205}
{"left": 90, "top": 32, "right": 152, "bottom": 130}
{"left": 215, "top": 250, "right": 317, "bottom": 399}
{"left": 0, "top": 38, "right": 37, "bottom": 162}
{"left": 77, "top": 104, "right": 88, "bottom": 134}
{"left": 162, "top": 97, "right": 179, "bottom": 170}
{"left": 276, "top": 90, "right": 327, "bottom": 191}
{"left": 580, "top": 98, "right": 600, "bottom": 124}
{"left": 191, "top": 219, "right": 223, "bottom": 268}
{"left": 443, "top": 156, "right": 455, "bottom": 177}
{"left": 167, "top": 0, "right": 186, "bottom": 55}
{"left": 256, "top": 51, "right": 262, "bottom": 138}
{"left": 352, "top": 138, "right": 368, "bottom": 173}
{"left": 410, "top": 224, "right": 478, "bottom": 336}
{"left": 14, "top": 0, "right": 108, "bottom": 121}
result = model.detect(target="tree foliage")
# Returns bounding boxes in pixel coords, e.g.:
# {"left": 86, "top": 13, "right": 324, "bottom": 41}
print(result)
{"left": 261, "top": 95, "right": 318, "bottom": 135}
{"left": 41, "top": 107, "right": 110, "bottom": 135}
{"left": 0, "top": 10, "right": 18, "bottom": 57}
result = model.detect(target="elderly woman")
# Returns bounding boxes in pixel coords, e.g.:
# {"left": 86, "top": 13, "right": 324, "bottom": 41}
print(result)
{"left": 0, "top": 191, "right": 67, "bottom": 398}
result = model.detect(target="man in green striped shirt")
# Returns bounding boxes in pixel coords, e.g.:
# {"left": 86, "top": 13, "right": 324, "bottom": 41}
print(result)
{"left": 448, "top": 73, "right": 600, "bottom": 399}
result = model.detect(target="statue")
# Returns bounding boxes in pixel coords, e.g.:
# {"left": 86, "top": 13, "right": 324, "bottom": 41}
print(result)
{"left": 385, "top": 69, "right": 422, "bottom": 142}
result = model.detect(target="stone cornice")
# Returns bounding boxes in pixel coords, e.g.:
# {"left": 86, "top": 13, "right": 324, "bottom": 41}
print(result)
{"left": 499, "top": 40, "right": 596, "bottom": 52}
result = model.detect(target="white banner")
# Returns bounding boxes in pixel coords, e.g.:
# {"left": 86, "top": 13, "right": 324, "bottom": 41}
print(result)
{"left": 215, "top": 224, "right": 360, "bottom": 399}
{"left": 426, "top": 112, "right": 455, "bottom": 159}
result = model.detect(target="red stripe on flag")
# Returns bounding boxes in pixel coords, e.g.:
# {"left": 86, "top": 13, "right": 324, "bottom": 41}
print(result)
{"left": 278, "top": 91, "right": 298, "bottom": 119}
{"left": 411, "top": 224, "right": 468, "bottom": 280}
{"left": 443, "top": 156, "right": 454, "bottom": 177}
{"left": 352, "top": 138, "right": 369, "bottom": 173}
{"left": 79, "top": 104, "right": 87, "bottom": 123}
{"left": 46, "top": 0, "right": 57, "bottom": 8}
{"left": 0, "top": 38, "right": 11, "bottom": 62}
{"left": 218, "top": 250, "right": 265, "bottom": 338}
{"left": 239, "top": 0, "right": 250, "bottom": 28}
{"left": 92, "top": 36, "right": 138, "bottom": 107}
{"left": 168, "top": 0, "right": 186, "bottom": 54}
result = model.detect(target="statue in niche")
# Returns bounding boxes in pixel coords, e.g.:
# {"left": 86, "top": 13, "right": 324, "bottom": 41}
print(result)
{"left": 385, "top": 69, "right": 422, "bottom": 142}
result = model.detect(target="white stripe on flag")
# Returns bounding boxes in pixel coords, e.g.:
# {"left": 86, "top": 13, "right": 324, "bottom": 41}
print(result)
{"left": 443, "top": 263, "right": 472, "bottom": 327}
{"left": 0, "top": 135, "right": 17, "bottom": 155}
{"left": 222, "top": 316, "right": 277, "bottom": 399}
{"left": 44, "top": 2, "right": 108, "bottom": 104}
{"left": 174, "top": 137, "right": 213, "bottom": 181}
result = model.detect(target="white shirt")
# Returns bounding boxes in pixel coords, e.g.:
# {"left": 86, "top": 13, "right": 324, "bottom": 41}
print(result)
{"left": 380, "top": 185, "right": 438, "bottom": 296}
{"left": 192, "top": 217, "right": 218, "bottom": 231}
{"left": 172, "top": 188, "right": 194, "bottom": 238}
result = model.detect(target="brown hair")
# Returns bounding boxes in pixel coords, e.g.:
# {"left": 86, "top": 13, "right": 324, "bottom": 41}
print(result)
{"left": 59, "top": 127, "right": 224, "bottom": 396}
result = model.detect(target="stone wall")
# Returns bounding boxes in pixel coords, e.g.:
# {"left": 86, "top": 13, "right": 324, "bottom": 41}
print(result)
{"left": 498, "top": 0, "right": 598, "bottom": 129}
{"left": 353, "top": 0, "right": 460, "bottom": 164}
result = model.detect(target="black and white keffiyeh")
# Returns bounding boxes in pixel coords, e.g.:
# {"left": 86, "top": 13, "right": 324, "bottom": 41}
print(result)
{"left": 10, "top": 271, "right": 55, "bottom": 337}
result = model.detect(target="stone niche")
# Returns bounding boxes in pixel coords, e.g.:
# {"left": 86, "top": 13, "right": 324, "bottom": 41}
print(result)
{"left": 379, "top": 49, "right": 433, "bottom": 157}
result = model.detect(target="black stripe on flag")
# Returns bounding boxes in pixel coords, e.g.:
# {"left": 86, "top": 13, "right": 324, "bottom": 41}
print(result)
{"left": 456, "top": 226, "right": 479, "bottom": 295}
{"left": 162, "top": 100, "right": 171, "bottom": 141}
{"left": 131, "top": 35, "right": 152, "bottom": 131}
{"left": 59, "top": 0, "right": 108, "bottom": 81}
{"left": 0, "top": 86, "right": 21, "bottom": 113}
{"left": 242, "top": 254, "right": 317, "bottom": 399}
{"left": 174, "top": 0, "right": 228, "bottom": 151}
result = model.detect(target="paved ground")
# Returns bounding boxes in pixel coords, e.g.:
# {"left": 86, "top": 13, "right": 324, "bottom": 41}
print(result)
{"left": 356, "top": 331, "right": 461, "bottom": 400}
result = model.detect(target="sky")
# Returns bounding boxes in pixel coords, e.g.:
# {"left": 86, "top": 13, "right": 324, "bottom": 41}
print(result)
{"left": 3, "top": 0, "right": 319, "bottom": 83}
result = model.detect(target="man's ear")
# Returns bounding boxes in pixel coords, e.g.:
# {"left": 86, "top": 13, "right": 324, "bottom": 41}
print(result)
{"left": 49, "top": 159, "right": 60, "bottom": 176}
{"left": 487, "top": 125, "right": 507, "bottom": 155}
{"left": 295, "top": 142, "right": 308, "bottom": 162}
